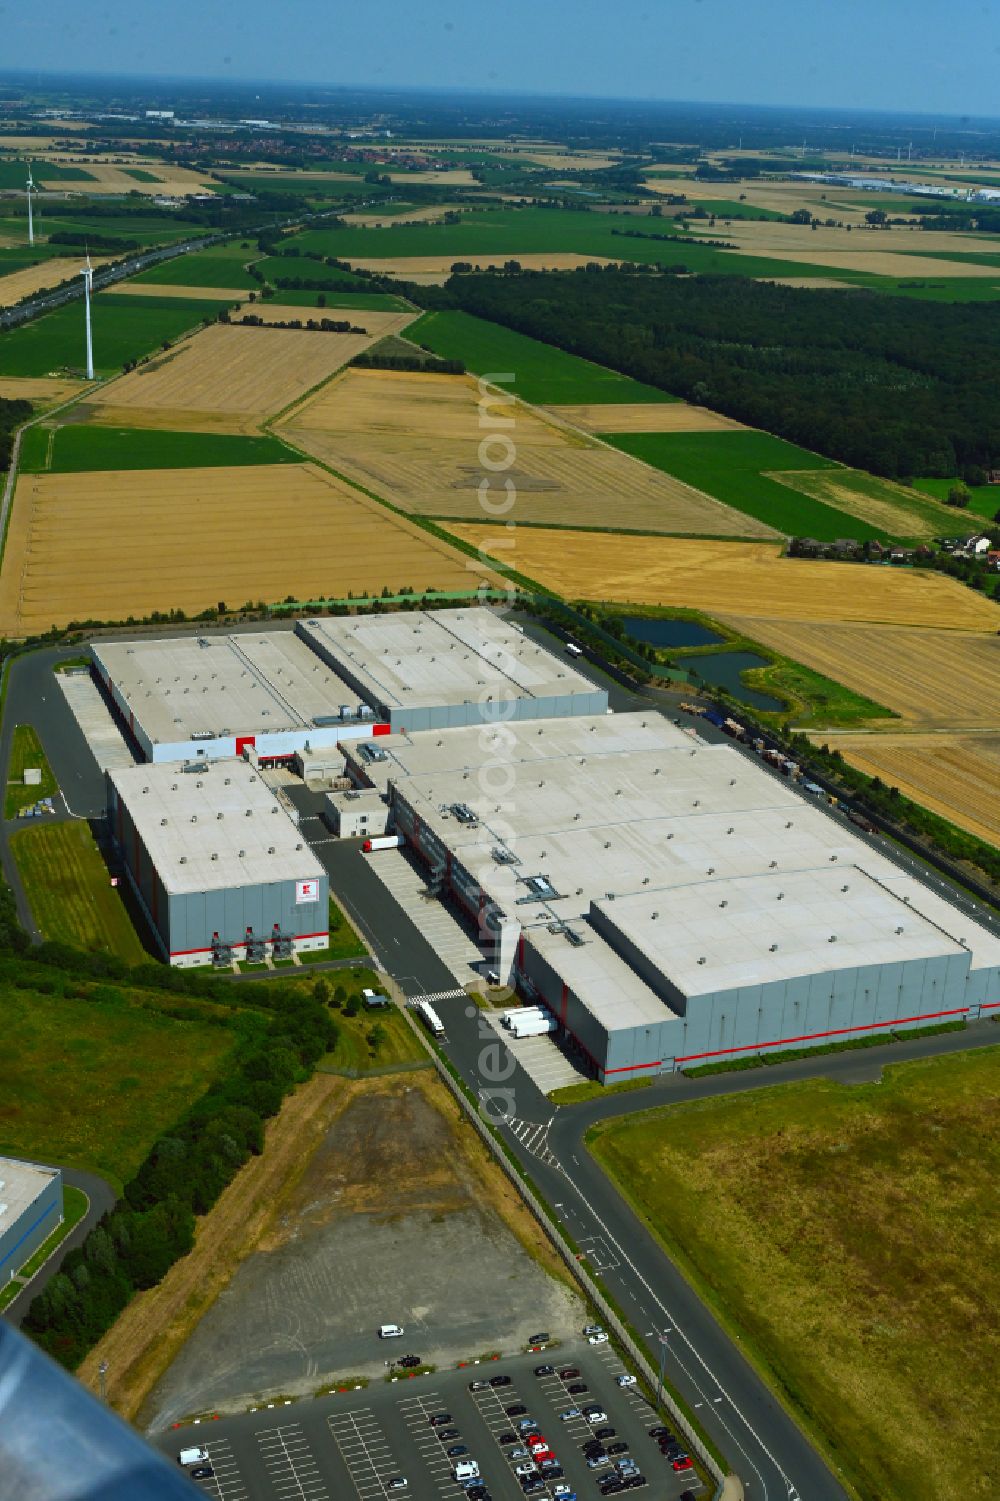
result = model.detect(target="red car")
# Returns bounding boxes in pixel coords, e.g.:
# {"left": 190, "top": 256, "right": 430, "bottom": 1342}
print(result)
{"left": 527, "top": 1437, "right": 548, "bottom": 1451}
{"left": 672, "top": 1458, "right": 693, "bottom": 1474}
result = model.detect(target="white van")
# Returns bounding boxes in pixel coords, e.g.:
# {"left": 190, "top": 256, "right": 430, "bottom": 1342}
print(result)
{"left": 379, "top": 1322, "right": 405, "bottom": 1338}
{"left": 178, "top": 1447, "right": 209, "bottom": 1466}
{"left": 453, "top": 1461, "right": 480, "bottom": 1483}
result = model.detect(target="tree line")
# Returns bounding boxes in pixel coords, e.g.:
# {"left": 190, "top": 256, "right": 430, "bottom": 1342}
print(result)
{"left": 429, "top": 268, "right": 1000, "bottom": 481}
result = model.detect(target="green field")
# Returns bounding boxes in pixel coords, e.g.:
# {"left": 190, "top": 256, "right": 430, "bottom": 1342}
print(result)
{"left": 18, "top": 424, "right": 299, "bottom": 473}
{"left": 296, "top": 897, "right": 368, "bottom": 965}
{"left": 132, "top": 242, "right": 260, "bottom": 288}
{"left": 319, "top": 972, "right": 428, "bottom": 1073}
{"left": 283, "top": 206, "right": 866, "bottom": 281}
{"left": 589, "top": 1048, "right": 1000, "bottom": 1501}
{"left": 5, "top": 724, "right": 57, "bottom": 819}
{"left": 0, "top": 978, "right": 236, "bottom": 1188}
{"left": 0, "top": 291, "right": 229, "bottom": 378}
{"left": 410, "top": 309, "right": 677, "bottom": 405}
{"left": 0, "top": 161, "right": 95, "bottom": 189}
{"left": 11, "top": 820, "right": 147, "bottom": 962}
{"left": 914, "top": 475, "right": 1000, "bottom": 523}
{"left": 263, "top": 288, "right": 412, "bottom": 311}
{"left": 121, "top": 167, "right": 161, "bottom": 183}
{"left": 608, "top": 430, "right": 886, "bottom": 540}
{"left": 256, "top": 255, "right": 370, "bottom": 289}
{"left": 36, "top": 213, "right": 194, "bottom": 248}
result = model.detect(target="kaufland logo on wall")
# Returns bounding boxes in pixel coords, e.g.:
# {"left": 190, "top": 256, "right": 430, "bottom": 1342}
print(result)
{"left": 296, "top": 878, "right": 319, "bottom": 904}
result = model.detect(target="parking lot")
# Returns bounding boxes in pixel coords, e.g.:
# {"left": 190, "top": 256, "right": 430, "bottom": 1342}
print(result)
{"left": 157, "top": 1345, "right": 704, "bottom": 1501}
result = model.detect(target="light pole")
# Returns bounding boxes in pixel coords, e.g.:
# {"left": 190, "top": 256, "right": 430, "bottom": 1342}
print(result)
{"left": 98, "top": 1360, "right": 108, "bottom": 1402}
{"left": 654, "top": 1328, "right": 670, "bottom": 1409}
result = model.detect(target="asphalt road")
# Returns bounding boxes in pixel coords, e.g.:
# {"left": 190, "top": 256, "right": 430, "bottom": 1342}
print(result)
{"left": 3, "top": 1162, "right": 117, "bottom": 1327}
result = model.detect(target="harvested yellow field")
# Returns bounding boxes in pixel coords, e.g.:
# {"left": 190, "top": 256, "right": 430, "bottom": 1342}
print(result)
{"left": 37, "top": 160, "right": 214, "bottom": 195}
{"left": 686, "top": 219, "right": 1000, "bottom": 277}
{"left": 0, "top": 376, "right": 85, "bottom": 405}
{"left": 387, "top": 169, "right": 477, "bottom": 186}
{"left": 545, "top": 402, "right": 746, "bottom": 434}
{"left": 449, "top": 526, "right": 1000, "bottom": 629}
{"left": 756, "top": 277, "right": 856, "bottom": 290}
{"left": 712, "top": 619, "right": 1000, "bottom": 728}
{"left": 348, "top": 253, "right": 619, "bottom": 283}
{"left": 821, "top": 732, "right": 1000, "bottom": 845}
{"left": 279, "top": 368, "right": 777, "bottom": 539}
{"left": 0, "top": 463, "right": 488, "bottom": 635}
{"left": 765, "top": 469, "right": 950, "bottom": 539}
{"left": 341, "top": 205, "right": 452, "bottom": 227}
{"left": 112, "top": 282, "right": 250, "bottom": 301}
{"left": 0, "top": 256, "right": 112, "bottom": 307}
{"left": 232, "top": 305, "right": 415, "bottom": 336}
{"left": 86, "top": 323, "right": 380, "bottom": 432}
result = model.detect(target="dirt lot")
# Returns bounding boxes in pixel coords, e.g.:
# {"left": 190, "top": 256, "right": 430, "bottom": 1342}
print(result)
{"left": 0, "top": 461, "right": 487, "bottom": 633}
{"left": 820, "top": 731, "right": 1000, "bottom": 845}
{"left": 450, "top": 525, "right": 1000, "bottom": 628}
{"left": 84, "top": 322, "right": 384, "bottom": 431}
{"left": 714, "top": 618, "right": 1000, "bottom": 728}
{"left": 280, "top": 368, "right": 777, "bottom": 538}
{"left": 0, "top": 256, "right": 113, "bottom": 307}
{"left": 133, "top": 1071, "right": 581, "bottom": 1427}
{"left": 545, "top": 402, "right": 747, "bottom": 433}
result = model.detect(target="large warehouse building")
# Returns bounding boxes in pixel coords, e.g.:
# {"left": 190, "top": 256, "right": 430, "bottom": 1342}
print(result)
{"left": 295, "top": 609, "right": 606, "bottom": 731}
{"left": 91, "top": 631, "right": 389, "bottom": 764}
{"left": 107, "top": 759, "right": 328, "bottom": 966}
{"left": 355, "top": 714, "right": 1000, "bottom": 1077}
{"left": 0, "top": 1158, "right": 63, "bottom": 1289}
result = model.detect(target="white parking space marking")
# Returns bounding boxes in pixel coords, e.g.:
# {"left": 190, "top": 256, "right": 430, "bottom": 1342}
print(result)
{"left": 328, "top": 1407, "right": 402, "bottom": 1501}
{"left": 195, "top": 1439, "right": 248, "bottom": 1501}
{"left": 256, "top": 1423, "right": 329, "bottom": 1501}
{"left": 398, "top": 1392, "right": 461, "bottom": 1496}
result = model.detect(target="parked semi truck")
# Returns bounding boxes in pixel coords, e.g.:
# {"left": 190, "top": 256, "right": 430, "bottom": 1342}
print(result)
{"left": 363, "top": 834, "right": 403, "bottom": 853}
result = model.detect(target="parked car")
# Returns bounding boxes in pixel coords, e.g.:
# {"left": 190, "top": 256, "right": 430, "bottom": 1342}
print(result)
{"left": 528, "top": 1332, "right": 551, "bottom": 1346}
{"left": 515, "top": 1464, "right": 538, "bottom": 1478}
{"left": 587, "top": 1455, "right": 611, "bottom": 1470}
{"left": 521, "top": 1480, "right": 545, "bottom": 1496}
{"left": 436, "top": 1429, "right": 460, "bottom": 1442}
{"left": 616, "top": 1374, "right": 636, "bottom": 1388}
{"left": 559, "top": 1408, "right": 582, "bottom": 1422}
{"left": 506, "top": 1404, "right": 528, "bottom": 1417}
{"left": 527, "top": 1436, "right": 548, "bottom": 1452}
{"left": 584, "top": 1410, "right": 609, "bottom": 1426}
{"left": 672, "top": 1458, "right": 693, "bottom": 1474}
{"left": 517, "top": 1418, "right": 540, "bottom": 1433}
{"left": 386, "top": 1481, "right": 407, "bottom": 1492}
{"left": 588, "top": 1333, "right": 609, "bottom": 1347}
{"left": 606, "top": 1443, "right": 629, "bottom": 1456}
{"left": 509, "top": 1447, "right": 530, "bottom": 1461}
{"left": 593, "top": 1428, "right": 616, "bottom": 1441}
{"left": 447, "top": 1446, "right": 470, "bottom": 1459}
{"left": 534, "top": 1364, "right": 555, "bottom": 1377}
{"left": 552, "top": 1487, "right": 576, "bottom": 1501}
{"left": 538, "top": 1462, "right": 563, "bottom": 1478}
{"left": 583, "top": 1325, "right": 604, "bottom": 1337}
{"left": 398, "top": 1355, "right": 421, "bottom": 1369}
{"left": 647, "top": 1427, "right": 670, "bottom": 1440}
{"left": 429, "top": 1413, "right": 453, "bottom": 1427}
{"left": 598, "top": 1481, "right": 623, "bottom": 1497}
{"left": 497, "top": 1433, "right": 518, "bottom": 1447}
{"left": 189, "top": 1469, "right": 214, "bottom": 1482}
{"left": 559, "top": 1368, "right": 580, "bottom": 1380}
{"left": 491, "top": 1375, "right": 512, "bottom": 1388}
{"left": 623, "top": 1476, "right": 647, "bottom": 1490}
{"left": 567, "top": 1382, "right": 588, "bottom": 1395}
{"left": 469, "top": 1379, "right": 490, "bottom": 1392}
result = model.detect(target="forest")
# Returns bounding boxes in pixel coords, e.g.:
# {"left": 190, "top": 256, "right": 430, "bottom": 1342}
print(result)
{"left": 433, "top": 269, "right": 1000, "bottom": 480}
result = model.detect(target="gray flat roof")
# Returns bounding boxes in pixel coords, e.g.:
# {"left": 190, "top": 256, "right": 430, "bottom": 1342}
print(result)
{"left": 297, "top": 608, "right": 597, "bottom": 713}
{"left": 388, "top": 714, "right": 1000, "bottom": 1026}
{"left": 92, "top": 632, "right": 360, "bottom": 745}
{"left": 108, "top": 759, "right": 325, "bottom": 894}
{"left": 592, "top": 868, "right": 967, "bottom": 997}
{"left": 0, "top": 1157, "right": 59, "bottom": 1230}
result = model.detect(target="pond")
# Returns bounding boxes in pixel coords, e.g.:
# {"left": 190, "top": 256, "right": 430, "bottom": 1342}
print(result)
{"left": 621, "top": 616, "right": 724, "bottom": 649}
{"left": 686, "top": 651, "right": 785, "bottom": 713}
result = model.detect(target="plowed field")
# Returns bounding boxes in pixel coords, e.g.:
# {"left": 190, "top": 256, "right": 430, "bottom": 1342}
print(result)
{"left": 0, "top": 462, "right": 487, "bottom": 633}
{"left": 280, "top": 368, "right": 777, "bottom": 538}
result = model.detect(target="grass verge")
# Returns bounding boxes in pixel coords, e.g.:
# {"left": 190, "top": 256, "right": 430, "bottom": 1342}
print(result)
{"left": 549, "top": 1077, "right": 652, "bottom": 1105}
{"left": 16, "top": 1185, "right": 90, "bottom": 1278}
{"left": 5, "top": 723, "right": 57, "bottom": 819}
{"left": 588, "top": 1048, "right": 1000, "bottom": 1501}
{"left": 10, "top": 821, "right": 147, "bottom": 962}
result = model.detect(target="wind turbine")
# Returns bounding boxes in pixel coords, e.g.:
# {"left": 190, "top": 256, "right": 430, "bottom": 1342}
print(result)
{"left": 26, "top": 162, "right": 34, "bottom": 247}
{"left": 81, "top": 251, "right": 94, "bottom": 380}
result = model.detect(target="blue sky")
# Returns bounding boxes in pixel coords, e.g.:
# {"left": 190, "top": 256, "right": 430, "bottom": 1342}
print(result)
{"left": 4, "top": 0, "right": 999, "bottom": 117}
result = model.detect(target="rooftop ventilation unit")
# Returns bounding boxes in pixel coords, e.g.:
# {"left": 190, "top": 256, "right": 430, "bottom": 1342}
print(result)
{"left": 564, "top": 928, "right": 585, "bottom": 947}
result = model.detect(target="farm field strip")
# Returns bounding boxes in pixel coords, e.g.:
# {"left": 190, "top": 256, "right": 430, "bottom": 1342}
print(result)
{"left": 347, "top": 251, "right": 620, "bottom": 281}
{"left": 0, "top": 462, "right": 492, "bottom": 634}
{"left": 111, "top": 281, "right": 251, "bottom": 300}
{"left": 546, "top": 401, "right": 747, "bottom": 433}
{"left": 448, "top": 524, "right": 1000, "bottom": 629}
{"left": 229, "top": 304, "right": 415, "bottom": 335}
{"left": 0, "top": 375, "right": 85, "bottom": 405}
{"left": 278, "top": 367, "right": 778, "bottom": 538}
{"left": 84, "top": 322, "right": 384, "bottom": 428}
{"left": 763, "top": 468, "right": 954, "bottom": 538}
{"left": 712, "top": 616, "right": 1000, "bottom": 727}
{"left": 820, "top": 730, "right": 1000, "bottom": 845}
{"left": 0, "top": 256, "right": 113, "bottom": 306}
